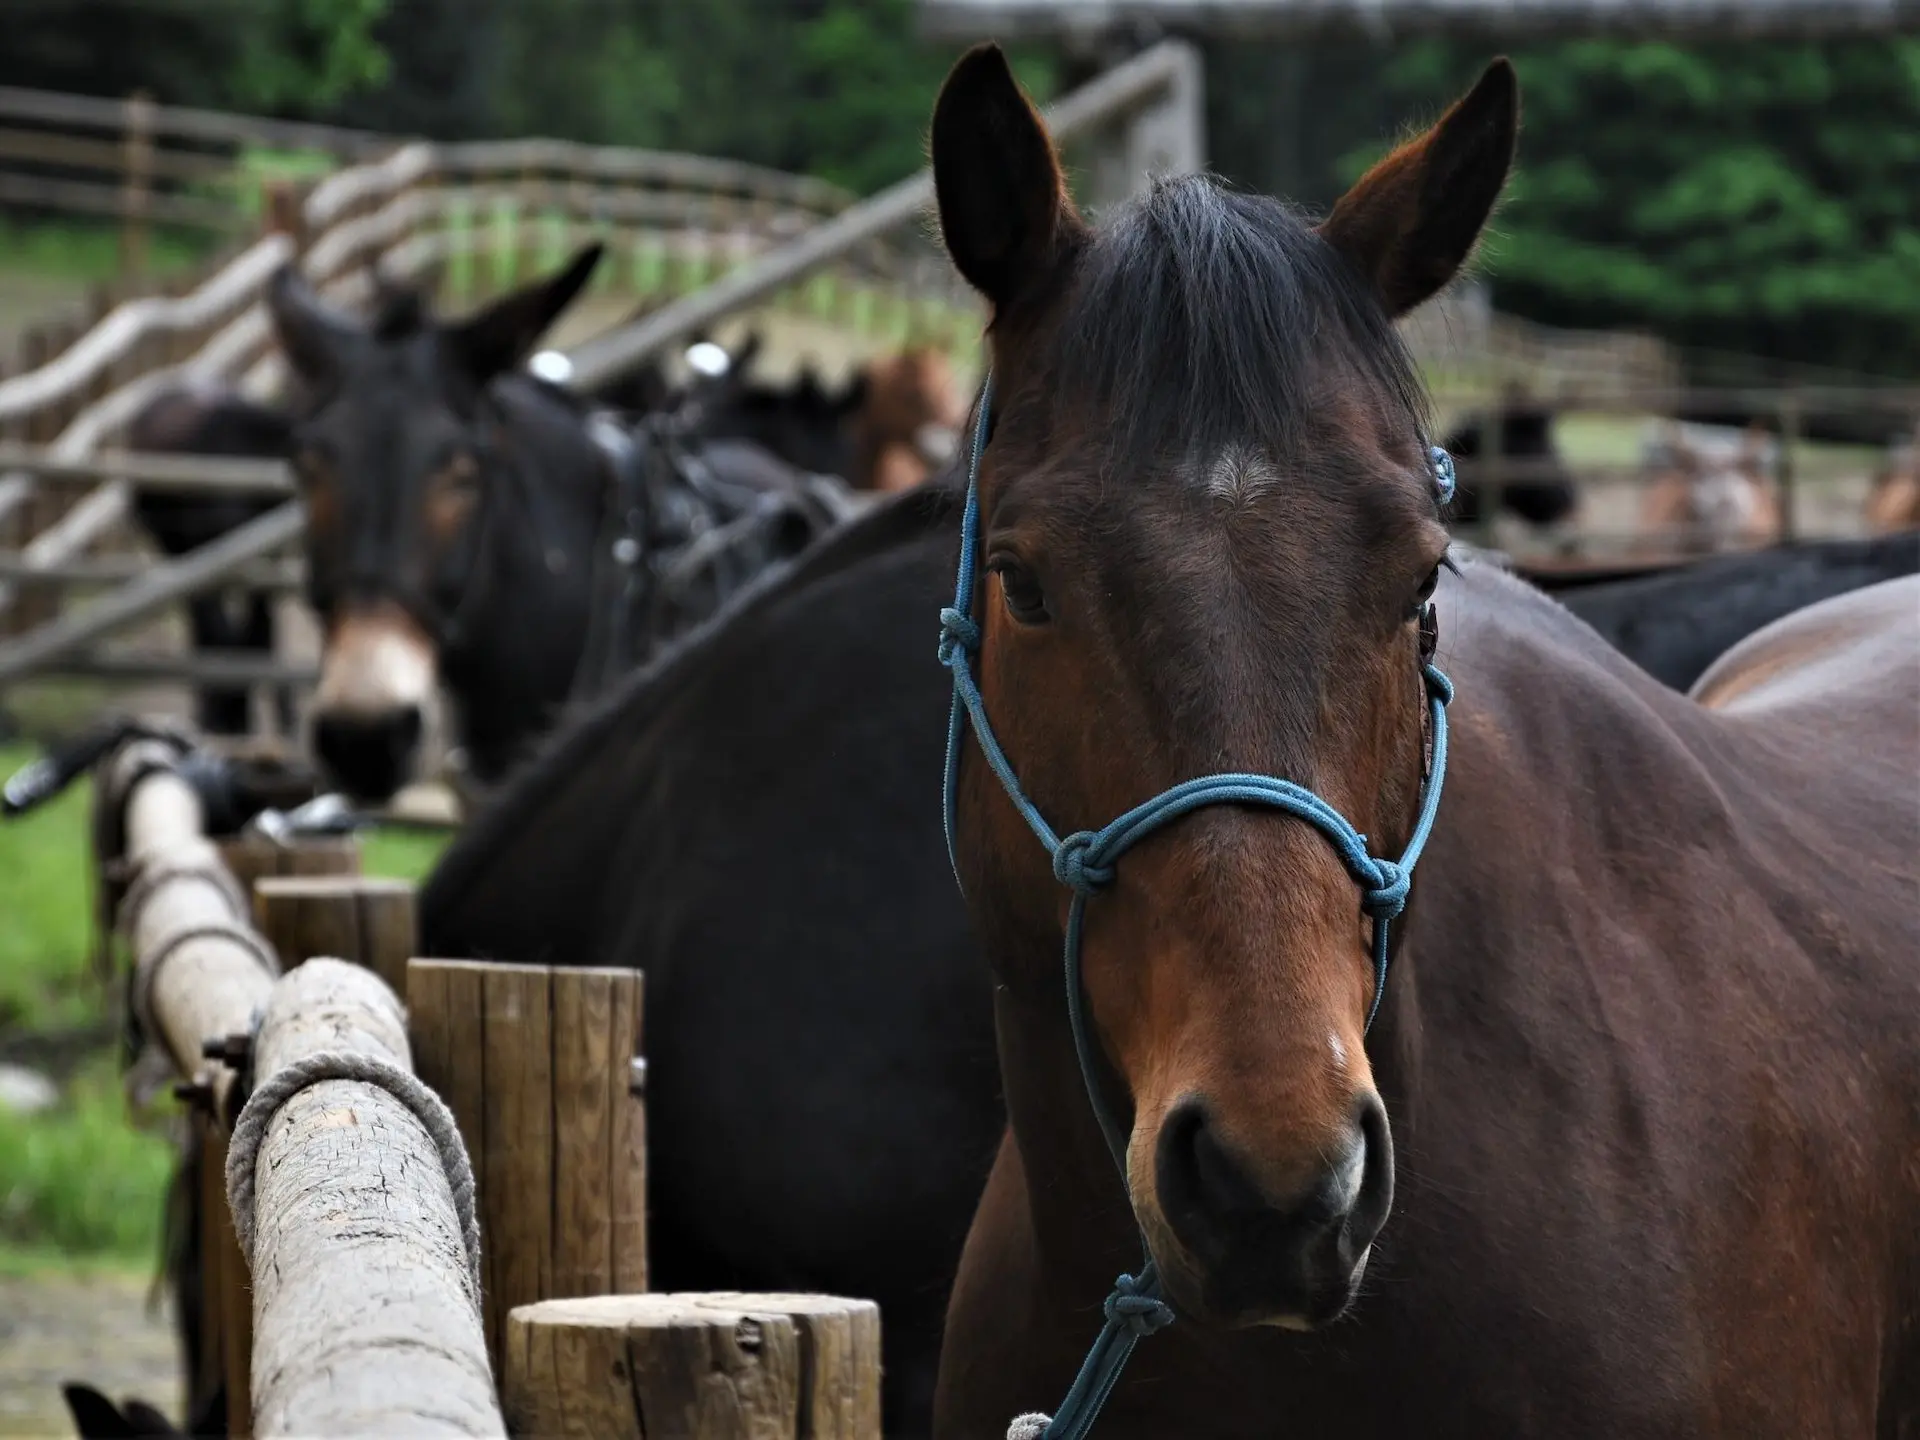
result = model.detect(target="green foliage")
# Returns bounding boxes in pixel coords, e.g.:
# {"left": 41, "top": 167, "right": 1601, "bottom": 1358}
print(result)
{"left": 475, "top": 0, "right": 1052, "bottom": 195}
{"left": 0, "top": 0, "right": 391, "bottom": 116}
{"left": 226, "top": 0, "right": 393, "bottom": 113}
{"left": 1349, "top": 38, "right": 1920, "bottom": 374}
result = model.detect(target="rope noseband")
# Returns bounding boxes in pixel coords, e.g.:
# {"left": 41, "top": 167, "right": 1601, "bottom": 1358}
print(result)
{"left": 938, "top": 377, "right": 1456, "bottom": 1440}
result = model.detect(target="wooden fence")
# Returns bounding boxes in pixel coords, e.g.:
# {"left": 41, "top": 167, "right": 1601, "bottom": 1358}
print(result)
{"left": 98, "top": 734, "right": 880, "bottom": 1437}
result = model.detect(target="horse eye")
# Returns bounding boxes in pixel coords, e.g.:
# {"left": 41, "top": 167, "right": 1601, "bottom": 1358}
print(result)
{"left": 992, "top": 561, "right": 1050, "bottom": 625}
{"left": 1412, "top": 565, "right": 1441, "bottom": 612}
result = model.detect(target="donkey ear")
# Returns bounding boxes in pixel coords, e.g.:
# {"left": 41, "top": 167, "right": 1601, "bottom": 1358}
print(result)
{"left": 444, "top": 242, "right": 604, "bottom": 382}
{"left": 932, "top": 43, "right": 1081, "bottom": 309}
{"left": 1319, "top": 59, "right": 1518, "bottom": 317}
{"left": 266, "top": 265, "right": 358, "bottom": 385}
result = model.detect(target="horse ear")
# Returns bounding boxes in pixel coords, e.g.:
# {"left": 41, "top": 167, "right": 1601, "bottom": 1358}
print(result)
{"left": 735, "top": 330, "right": 764, "bottom": 373}
{"left": 836, "top": 370, "right": 870, "bottom": 416}
{"left": 444, "top": 242, "right": 604, "bottom": 382}
{"left": 266, "top": 265, "right": 358, "bottom": 386}
{"left": 1319, "top": 58, "right": 1517, "bottom": 317}
{"left": 932, "top": 43, "right": 1082, "bottom": 309}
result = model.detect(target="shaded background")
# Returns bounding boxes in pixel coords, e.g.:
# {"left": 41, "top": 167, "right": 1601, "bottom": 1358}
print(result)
{"left": 1, "top": 0, "right": 1914, "bottom": 375}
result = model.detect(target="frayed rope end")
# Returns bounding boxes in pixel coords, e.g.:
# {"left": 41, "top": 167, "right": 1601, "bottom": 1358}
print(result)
{"left": 1007, "top": 1415, "right": 1052, "bottom": 1440}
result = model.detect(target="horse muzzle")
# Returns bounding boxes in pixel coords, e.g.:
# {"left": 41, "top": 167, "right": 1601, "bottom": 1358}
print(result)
{"left": 1149, "top": 1089, "right": 1394, "bottom": 1329}
{"left": 311, "top": 603, "right": 438, "bottom": 802}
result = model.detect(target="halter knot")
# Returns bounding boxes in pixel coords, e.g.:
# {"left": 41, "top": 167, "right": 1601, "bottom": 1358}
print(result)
{"left": 1053, "top": 831, "right": 1115, "bottom": 896}
{"left": 1361, "top": 858, "right": 1409, "bottom": 920}
{"left": 938, "top": 606, "right": 982, "bottom": 666}
{"left": 1103, "top": 1273, "right": 1175, "bottom": 1337}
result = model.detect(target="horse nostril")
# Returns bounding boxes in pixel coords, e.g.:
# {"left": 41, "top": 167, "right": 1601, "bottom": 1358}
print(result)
{"left": 1155, "top": 1090, "right": 1393, "bottom": 1286}
{"left": 1350, "top": 1088, "right": 1394, "bottom": 1246}
{"left": 312, "top": 706, "right": 424, "bottom": 803}
{"left": 1157, "top": 1098, "right": 1267, "bottom": 1257}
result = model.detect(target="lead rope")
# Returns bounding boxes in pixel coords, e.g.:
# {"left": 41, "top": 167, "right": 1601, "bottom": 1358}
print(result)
{"left": 938, "top": 378, "right": 1457, "bottom": 1440}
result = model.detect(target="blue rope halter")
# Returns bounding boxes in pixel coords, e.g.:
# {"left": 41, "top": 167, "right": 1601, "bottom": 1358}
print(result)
{"left": 937, "top": 377, "right": 1457, "bottom": 1440}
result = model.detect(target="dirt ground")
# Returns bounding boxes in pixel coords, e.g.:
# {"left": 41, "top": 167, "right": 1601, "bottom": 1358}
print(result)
{"left": 0, "top": 1272, "right": 180, "bottom": 1438}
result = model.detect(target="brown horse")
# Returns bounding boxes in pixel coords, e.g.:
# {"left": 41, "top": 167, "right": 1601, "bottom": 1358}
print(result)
{"left": 927, "top": 46, "right": 1919, "bottom": 1439}
{"left": 1638, "top": 420, "right": 1782, "bottom": 554}
{"left": 852, "top": 346, "right": 968, "bottom": 493}
{"left": 1867, "top": 423, "right": 1920, "bottom": 533}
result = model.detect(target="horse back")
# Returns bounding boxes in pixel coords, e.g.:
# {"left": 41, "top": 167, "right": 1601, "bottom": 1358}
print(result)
{"left": 1692, "top": 576, "right": 1919, "bottom": 766}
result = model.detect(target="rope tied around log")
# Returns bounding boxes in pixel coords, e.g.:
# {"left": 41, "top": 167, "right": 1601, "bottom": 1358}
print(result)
{"left": 121, "top": 846, "right": 278, "bottom": 1109}
{"left": 225, "top": 1049, "right": 484, "bottom": 1307}
{"left": 116, "top": 845, "right": 250, "bottom": 933}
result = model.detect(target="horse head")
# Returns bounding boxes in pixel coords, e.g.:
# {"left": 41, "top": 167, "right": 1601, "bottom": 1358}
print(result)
{"left": 854, "top": 347, "right": 967, "bottom": 491}
{"left": 267, "top": 244, "right": 605, "bottom": 800}
{"left": 931, "top": 43, "right": 1514, "bottom": 1330}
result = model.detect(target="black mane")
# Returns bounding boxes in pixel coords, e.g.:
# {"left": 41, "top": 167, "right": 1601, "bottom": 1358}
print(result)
{"left": 1048, "top": 176, "right": 1427, "bottom": 464}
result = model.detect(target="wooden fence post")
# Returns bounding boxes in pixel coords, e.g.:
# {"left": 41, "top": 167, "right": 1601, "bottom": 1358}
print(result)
{"left": 121, "top": 91, "right": 156, "bottom": 281}
{"left": 217, "top": 832, "right": 361, "bottom": 896}
{"left": 253, "top": 875, "right": 416, "bottom": 991}
{"left": 407, "top": 960, "right": 647, "bottom": 1367}
{"left": 503, "top": 1294, "right": 881, "bottom": 1440}
{"left": 192, "top": 1109, "right": 255, "bottom": 1440}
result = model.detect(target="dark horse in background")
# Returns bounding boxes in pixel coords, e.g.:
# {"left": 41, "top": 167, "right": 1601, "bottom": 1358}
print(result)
{"left": 125, "top": 388, "right": 295, "bottom": 736}
{"left": 131, "top": 244, "right": 851, "bottom": 799}
{"left": 423, "top": 51, "right": 1919, "bottom": 1440}
{"left": 1439, "top": 384, "right": 1577, "bottom": 529}
{"left": 599, "top": 330, "right": 967, "bottom": 493}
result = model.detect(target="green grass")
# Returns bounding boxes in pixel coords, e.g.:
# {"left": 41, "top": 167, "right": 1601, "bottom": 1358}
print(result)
{"left": 0, "top": 1058, "right": 175, "bottom": 1260}
{"left": 0, "top": 740, "right": 453, "bottom": 1262}
{"left": 0, "top": 742, "right": 96, "bottom": 1035}
{"left": 0, "top": 217, "right": 208, "bottom": 289}
{"left": 362, "top": 825, "right": 451, "bottom": 883}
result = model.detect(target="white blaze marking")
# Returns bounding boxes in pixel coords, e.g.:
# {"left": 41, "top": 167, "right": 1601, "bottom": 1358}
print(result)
{"left": 1199, "top": 444, "right": 1280, "bottom": 504}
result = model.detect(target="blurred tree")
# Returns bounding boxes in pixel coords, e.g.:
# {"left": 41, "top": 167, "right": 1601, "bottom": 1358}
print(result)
{"left": 0, "top": 0, "right": 392, "bottom": 115}
{"left": 1343, "top": 37, "right": 1920, "bottom": 375}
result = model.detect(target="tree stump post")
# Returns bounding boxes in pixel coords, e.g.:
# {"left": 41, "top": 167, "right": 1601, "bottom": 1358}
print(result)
{"left": 217, "top": 833, "right": 361, "bottom": 896}
{"left": 503, "top": 1294, "right": 881, "bottom": 1440}
{"left": 254, "top": 876, "right": 416, "bottom": 991}
{"left": 408, "top": 961, "right": 647, "bottom": 1367}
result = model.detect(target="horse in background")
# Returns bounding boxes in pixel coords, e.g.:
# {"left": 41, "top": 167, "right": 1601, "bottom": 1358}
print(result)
{"left": 1438, "top": 384, "right": 1577, "bottom": 531}
{"left": 1867, "top": 422, "right": 1920, "bottom": 533}
{"left": 1638, "top": 419, "right": 1782, "bottom": 553}
{"left": 262, "top": 242, "right": 854, "bottom": 800}
{"left": 124, "top": 385, "right": 297, "bottom": 736}
{"left": 628, "top": 334, "right": 966, "bottom": 493}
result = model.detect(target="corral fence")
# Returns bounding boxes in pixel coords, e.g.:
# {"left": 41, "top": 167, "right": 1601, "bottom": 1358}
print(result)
{"left": 0, "top": 84, "right": 390, "bottom": 384}
{"left": 96, "top": 731, "right": 879, "bottom": 1436}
